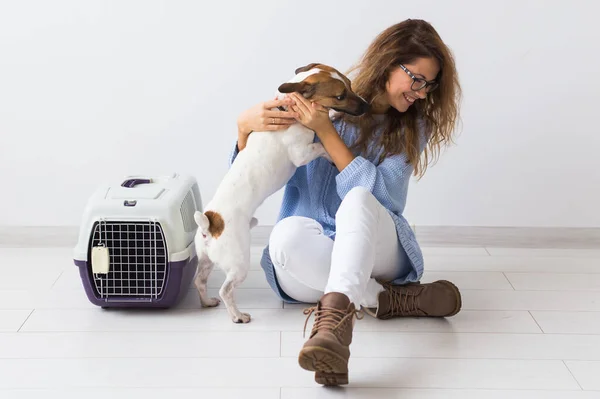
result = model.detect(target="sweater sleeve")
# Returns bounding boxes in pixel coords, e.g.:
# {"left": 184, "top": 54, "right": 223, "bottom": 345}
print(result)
{"left": 335, "top": 153, "right": 412, "bottom": 215}
{"left": 228, "top": 141, "right": 240, "bottom": 166}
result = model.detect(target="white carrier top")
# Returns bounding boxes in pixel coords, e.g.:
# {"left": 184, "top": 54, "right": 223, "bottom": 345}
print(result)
{"left": 73, "top": 173, "right": 201, "bottom": 264}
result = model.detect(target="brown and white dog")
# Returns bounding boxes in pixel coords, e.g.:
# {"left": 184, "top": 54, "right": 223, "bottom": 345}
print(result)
{"left": 193, "top": 63, "right": 369, "bottom": 323}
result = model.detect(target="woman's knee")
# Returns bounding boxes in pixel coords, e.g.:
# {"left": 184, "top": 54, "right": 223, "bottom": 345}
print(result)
{"left": 268, "top": 216, "right": 323, "bottom": 263}
{"left": 337, "top": 186, "right": 379, "bottom": 218}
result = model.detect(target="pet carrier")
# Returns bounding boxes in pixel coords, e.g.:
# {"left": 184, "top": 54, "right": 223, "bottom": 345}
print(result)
{"left": 73, "top": 173, "right": 202, "bottom": 308}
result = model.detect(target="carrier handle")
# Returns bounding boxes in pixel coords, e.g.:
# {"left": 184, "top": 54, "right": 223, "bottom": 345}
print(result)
{"left": 121, "top": 178, "right": 152, "bottom": 188}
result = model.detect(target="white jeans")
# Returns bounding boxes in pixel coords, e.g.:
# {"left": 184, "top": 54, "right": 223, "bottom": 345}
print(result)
{"left": 269, "top": 187, "right": 412, "bottom": 308}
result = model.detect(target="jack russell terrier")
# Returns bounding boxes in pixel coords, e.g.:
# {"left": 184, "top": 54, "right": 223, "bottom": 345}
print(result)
{"left": 193, "top": 63, "right": 369, "bottom": 323}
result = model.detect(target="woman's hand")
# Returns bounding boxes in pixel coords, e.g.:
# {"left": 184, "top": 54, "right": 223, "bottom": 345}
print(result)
{"left": 236, "top": 96, "right": 299, "bottom": 151}
{"left": 237, "top": 97, "right": 299, "bottom": 136}
{"left": 289, "top": 93, "right": 356, "bottom": 171}
{"left": 289, "top": 92, "right": 332, "bottom": 135}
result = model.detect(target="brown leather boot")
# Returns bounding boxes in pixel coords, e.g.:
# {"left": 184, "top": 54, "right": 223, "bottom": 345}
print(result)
{"left": 298, "top": 292, "right": 363, "bottom": 386}
{"left": 374, "top": 280, "right": 462, "bottom": 319}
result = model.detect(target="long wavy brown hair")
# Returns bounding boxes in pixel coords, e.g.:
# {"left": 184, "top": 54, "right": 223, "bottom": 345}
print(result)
{"left": 337, "top": 19, "right": 462, "bottom": 178}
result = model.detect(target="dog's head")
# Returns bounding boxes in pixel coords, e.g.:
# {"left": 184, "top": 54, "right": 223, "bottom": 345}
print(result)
{"left": 277, "top": 63, "right": 369, "bottom": 116}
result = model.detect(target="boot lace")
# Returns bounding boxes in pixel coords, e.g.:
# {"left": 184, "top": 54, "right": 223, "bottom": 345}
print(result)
{"left": 302, "top": 306, "right": 364, "bottom": 338}
{"left": 386, "top": 284, "right": 421, "bottom": 316}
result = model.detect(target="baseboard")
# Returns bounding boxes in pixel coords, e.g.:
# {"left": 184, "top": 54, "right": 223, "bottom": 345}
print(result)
{"left": 1, "top": 225, "right": 599, "bottom": 249}
{"left": 413, "top": 226, "right": 600, "bottom": 249}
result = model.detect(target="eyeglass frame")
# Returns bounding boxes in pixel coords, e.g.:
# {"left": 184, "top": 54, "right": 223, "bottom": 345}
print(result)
{"left": 398, "top": 64, "right": 439, "bottom": 93}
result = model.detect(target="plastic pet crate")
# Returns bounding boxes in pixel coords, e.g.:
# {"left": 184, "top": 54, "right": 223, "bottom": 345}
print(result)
{"left": 73, "top": 173, "right": 202, "bottom": 308}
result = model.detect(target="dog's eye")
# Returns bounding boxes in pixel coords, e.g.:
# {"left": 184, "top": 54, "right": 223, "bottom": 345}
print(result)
{"left": 336, "top": 94, "right": 346, "bottom": 101}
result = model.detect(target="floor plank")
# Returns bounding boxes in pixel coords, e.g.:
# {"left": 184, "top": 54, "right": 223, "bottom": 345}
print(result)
{"left": 282, "top": 331, "right": 600, "bottom": 360}
{"left": 19, "top": 308, "right": 542, "bottom": 334}
{"left": 461, "top": 290, "right": 600, "bottom": 311}
{"left": 282, "top": 388, "right": 599, "bottom": 399}
{"left": 0, "top": 358, "right": 580, "bottom": 390}
{"left": 531, "top": 311, "right": 600, "bottom": 334}
{"left": 564, "top": 361, "right": 600, "bottom": 390}
{"left": 505, "top": 273, "right": 600, "bottom": 291}
{"left": 0, "top": 388, "right": 280, "bottom": 399}
{"left": 0, "top": 331, "right": 280, "bottom": 358}
{"left": 0, "top": 310, "right": 32, "bottom": 332}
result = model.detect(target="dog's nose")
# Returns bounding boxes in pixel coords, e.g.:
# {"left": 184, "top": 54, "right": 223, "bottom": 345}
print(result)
{"left": 358, "top": 101, "right": 370, "bottom": 115}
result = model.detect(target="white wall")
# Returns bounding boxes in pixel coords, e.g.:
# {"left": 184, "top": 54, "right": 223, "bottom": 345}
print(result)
{"left": 1, "top": 0, "right": 598, "bottom": 228}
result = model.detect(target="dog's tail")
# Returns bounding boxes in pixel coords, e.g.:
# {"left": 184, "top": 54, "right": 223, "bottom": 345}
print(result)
{"left": 194, "top": 211, "right": 211, "bottom": 234}
{"left": 194, "top": 211, "right": 257, "bottom": 238}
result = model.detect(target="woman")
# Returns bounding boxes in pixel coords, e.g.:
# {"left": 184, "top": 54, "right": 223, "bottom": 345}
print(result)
{"left": 231, "top": 19, "right": 462, "bottom": 386}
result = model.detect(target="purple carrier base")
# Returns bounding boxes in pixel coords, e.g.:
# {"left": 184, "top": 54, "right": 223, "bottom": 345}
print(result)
{"left": 74, "top": 256, "right": 197, "bottom": 309}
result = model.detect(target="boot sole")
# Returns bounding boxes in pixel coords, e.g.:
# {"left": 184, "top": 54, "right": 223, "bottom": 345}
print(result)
{"left": 298, "top": 346, "right": 349, "bottom": 386}
{"left": 438, "top": 280, "right": 462, "bottom": 317}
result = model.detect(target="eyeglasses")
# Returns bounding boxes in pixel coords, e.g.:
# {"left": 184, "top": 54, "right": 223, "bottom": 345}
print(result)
{"left": 398, "top": 64, "right": 439, "bottom": 93}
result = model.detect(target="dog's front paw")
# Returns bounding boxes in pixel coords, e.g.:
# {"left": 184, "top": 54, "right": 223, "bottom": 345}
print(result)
{"left": 233, "top": 313, "right": 251, "bottom": 324}
{"left": 202, "top": 297, "right": 221, "bottom": 308}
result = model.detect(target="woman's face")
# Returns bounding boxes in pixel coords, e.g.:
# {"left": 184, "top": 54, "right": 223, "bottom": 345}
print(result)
{"left": 383, "top": 57, "right": 440, "bottom": 113}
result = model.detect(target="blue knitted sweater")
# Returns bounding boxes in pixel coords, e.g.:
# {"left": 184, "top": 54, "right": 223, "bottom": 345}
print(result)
{"left": 229, "top": 116, "right": 426, "bottom": 303}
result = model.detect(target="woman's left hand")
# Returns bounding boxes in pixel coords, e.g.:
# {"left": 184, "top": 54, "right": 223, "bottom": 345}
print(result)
{"left": 289, "top": 92, "right": 332, "bottom": 134}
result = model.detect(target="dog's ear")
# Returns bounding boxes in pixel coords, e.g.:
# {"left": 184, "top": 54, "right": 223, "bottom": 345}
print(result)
{"left": 277, "top": 81, "right": 317, "bottom": 98}
{"left": 295, "top": 63, "right": 320, "bottom": 75}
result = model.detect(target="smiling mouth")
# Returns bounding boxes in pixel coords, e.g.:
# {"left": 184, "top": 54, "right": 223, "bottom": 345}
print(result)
{"left": 403, "top": 93, "right": 416, "bottom": 104}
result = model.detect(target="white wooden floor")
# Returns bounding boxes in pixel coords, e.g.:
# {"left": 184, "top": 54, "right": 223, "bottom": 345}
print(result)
{"left": 1, "top": 244, "right": 600, "bottom": 398}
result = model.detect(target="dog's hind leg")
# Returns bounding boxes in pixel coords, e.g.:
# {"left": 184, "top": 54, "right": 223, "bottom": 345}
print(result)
{"left": 194, "top": 251, "right": 220, "bottom": 308}
{"left": 219, "top": 268, "right": 251, "bottom": 323}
